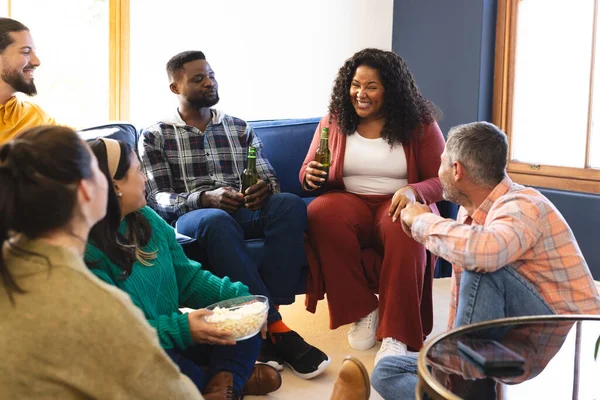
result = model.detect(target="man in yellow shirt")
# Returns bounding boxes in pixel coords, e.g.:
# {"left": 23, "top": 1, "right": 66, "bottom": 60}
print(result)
{"left": 0, "top": 17, "right": 55, "bottom": 143}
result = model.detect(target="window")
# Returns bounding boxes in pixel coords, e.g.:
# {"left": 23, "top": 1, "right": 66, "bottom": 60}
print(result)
{"left": 494, "top": 0, "right": 600, "bottom": 193}
{"left": 10, "top": 0, "right": 109, "bottom": 129}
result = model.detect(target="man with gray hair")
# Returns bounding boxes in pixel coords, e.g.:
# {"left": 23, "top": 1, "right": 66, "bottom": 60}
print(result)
{"left": 371, "top": 121, "right": 600, "bottom": 399}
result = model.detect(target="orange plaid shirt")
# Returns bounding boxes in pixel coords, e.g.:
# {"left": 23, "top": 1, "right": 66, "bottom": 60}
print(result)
{"left": 411, "top": 177, "right": 600, "bottom": 329}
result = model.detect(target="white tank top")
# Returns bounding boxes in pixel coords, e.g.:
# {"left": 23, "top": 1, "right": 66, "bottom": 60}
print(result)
{"left": 343, "top": 132, "right": 408, "bottom": 195}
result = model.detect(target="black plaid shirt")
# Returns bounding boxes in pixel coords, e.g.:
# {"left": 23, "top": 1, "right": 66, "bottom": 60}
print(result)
{"left": 139, "top": 110, "right": 280, "bottom": 222}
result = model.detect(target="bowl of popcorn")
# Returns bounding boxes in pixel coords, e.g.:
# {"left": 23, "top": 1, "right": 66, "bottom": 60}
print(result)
{"left": 203, "top": 295, "right": 269, "bottom": 341}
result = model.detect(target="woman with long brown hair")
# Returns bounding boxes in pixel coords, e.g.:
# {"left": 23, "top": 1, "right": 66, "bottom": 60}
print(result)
{"left": 0, "top": 126, "right": 201, "bottom": 399}
{"left": 85, "top": 137, "right": 281, "bottom": 400}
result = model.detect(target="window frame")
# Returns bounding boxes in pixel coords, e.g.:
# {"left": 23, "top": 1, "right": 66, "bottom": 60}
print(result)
{"left": 108, "top": 0, "right": 130, "bottom": 121}
{"left": 493, "top": 0, "right": 600, "bottom": 193}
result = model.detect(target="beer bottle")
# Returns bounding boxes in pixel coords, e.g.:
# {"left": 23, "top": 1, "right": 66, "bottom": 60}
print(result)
{"left": 241, "top": 146, "right": 259, "bottom": 194}
{"left": 315, "top": 127, "right": 330, "bottom": 186}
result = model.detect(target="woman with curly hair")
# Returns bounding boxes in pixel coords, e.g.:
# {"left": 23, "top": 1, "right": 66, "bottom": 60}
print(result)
{"left": 299, "top": 48, "right": 445, "bottom": 365}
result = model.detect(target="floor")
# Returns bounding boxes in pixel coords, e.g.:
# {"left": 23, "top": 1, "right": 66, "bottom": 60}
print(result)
{"left": 245, "top": 278, "right": 452, "bottom": 400}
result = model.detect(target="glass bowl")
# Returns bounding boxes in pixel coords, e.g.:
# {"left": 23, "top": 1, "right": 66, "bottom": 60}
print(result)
{"left": 203, "top": 295, "right": 269, "bottom": 341}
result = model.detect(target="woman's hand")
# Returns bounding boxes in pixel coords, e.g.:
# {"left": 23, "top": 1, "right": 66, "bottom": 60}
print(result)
{"left": 304, "top": 161, "right": 327, "bottom": 190}
{"left": 187, "top": 309, "right": 236, "bottom": 346}
{"left": 389, "top": 186, "right": 418, "bottom": 222}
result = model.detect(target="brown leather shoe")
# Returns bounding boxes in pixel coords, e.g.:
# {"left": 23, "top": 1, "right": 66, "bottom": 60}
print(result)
{"left": 243, "top": 364, "right": 282, "bottom": 395}
{"left": 330, "top": 356, "right": 370, "bottom": 400}
{"left": 203, "top": 371, "right": 239, "bottom": 400}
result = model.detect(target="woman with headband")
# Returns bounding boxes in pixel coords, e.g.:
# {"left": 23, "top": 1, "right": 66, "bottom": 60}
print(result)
{"left": 0, "top": 126, "right": 202, "bottom": 399}
{"left": 85, "top": 137, "right": 282, "bottom": 400}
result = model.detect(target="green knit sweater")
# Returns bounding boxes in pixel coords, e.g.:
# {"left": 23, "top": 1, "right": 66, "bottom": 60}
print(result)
{"left": 85, "top": 206, "right": 250, "bottom": 350}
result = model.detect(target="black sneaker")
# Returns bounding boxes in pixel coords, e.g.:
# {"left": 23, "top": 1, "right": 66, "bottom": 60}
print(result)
{"left": 256, "top": 338, "right": 284, "bottom": 371}
{"left": 271, "top": 330, "right": 331, "bottom": 379}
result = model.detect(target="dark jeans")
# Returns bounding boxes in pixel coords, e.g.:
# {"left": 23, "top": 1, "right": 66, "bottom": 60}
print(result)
{"left": 165, "top": 334, "right": 261, "bottom": 396}
{"left": 176, "top": 193, "right": 308, "bottom": 324}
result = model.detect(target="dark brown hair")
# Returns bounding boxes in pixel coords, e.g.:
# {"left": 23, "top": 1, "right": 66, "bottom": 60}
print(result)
{"left": 86, "top": 139, "right": 154, "bottom": 278}
{"left": 166, "top": 50, "right": 206, "bottom": 81}
{"left": 0, "top": 126, "right": 94, "bottom": 302}
{"left": 0, "top": 17, "right": 29, "bottom": 53}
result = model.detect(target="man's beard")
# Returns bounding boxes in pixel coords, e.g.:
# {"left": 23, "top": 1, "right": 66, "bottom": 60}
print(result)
{"left": 1, "top": 68, "right": 37, "bottom": 96}
{"left": 189, "top": 93, "right": 219, "bottom": 109}
{"left": 442, "top": 183, "right": 463, "bottom": 205}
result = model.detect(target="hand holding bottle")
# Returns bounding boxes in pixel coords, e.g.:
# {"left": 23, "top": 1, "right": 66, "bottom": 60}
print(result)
{"left": 304, "top": 127, "right": 331, "bottom": 190}
{"left": 304, "top": 161, "right": 328, "bottom": 190}
{"left": 243, "top": 180, "right": 271, "bottom": 210}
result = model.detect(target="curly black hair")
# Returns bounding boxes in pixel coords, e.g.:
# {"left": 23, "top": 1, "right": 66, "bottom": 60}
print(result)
{"left": 328, "top": 48, "right": 440, "bottom": 146}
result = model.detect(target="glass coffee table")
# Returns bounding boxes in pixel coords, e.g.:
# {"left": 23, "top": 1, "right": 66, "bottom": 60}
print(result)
{"left": 417, "top": 315, "right": 600, "bottom": 399}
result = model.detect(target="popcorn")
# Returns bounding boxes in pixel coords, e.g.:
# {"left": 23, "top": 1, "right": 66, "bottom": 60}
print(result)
{"left": 204, "top": 300, "right": 268, "bottom": 340}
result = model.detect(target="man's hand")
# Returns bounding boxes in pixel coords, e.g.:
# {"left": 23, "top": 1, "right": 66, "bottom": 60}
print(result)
{"left": 389, "top": 186, "right": 418, "bottom": 222}
{"left": 187, "top": 309, "right": 236, "bottom": 345}
{"left": 243, "top": 180, "right": 271, "bottom": 211}
{"left": 400, "top": 202, "right": 431, "bottom": 238}
{"left": 201, "top": 187, "right": 244, "bottom": 213}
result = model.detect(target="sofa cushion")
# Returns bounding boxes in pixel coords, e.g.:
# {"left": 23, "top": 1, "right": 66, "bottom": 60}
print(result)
{"left": 78, "top": 123, "right": 138, "bottom": 149}
{"left": 538, "top": 188, "right": 600, "bottom": 280}
{"left": 250, "top": 118, "right": 321, "bottom": 197}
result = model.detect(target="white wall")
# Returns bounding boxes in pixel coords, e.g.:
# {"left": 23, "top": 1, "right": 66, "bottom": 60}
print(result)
{"left": 11, "top": 0, "right": 110, "bottom": 128}
{"left": 129, "top": 0, "right": 394, "bottom": 126}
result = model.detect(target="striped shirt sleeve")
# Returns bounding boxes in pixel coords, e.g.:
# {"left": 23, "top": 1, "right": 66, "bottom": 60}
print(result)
{"left": 411, "top": 196, "right": 543, "bottom": 272}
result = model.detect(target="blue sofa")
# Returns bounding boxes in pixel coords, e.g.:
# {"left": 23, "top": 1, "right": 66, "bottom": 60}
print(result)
{"left": 79, "top": 119, "right": 600, "bottom": 299}
{"left": 80, "top": 119, "right": 456, "bottom": 302}
{"left": 536, "top": 188, "right": 600, "bottom": 279}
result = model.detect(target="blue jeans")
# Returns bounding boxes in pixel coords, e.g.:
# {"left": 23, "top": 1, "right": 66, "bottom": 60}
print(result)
{"left": 176, "top": 193, "right": 308, "bottom": 324}
{"left": 371, "top": 267, "right": 555, "bottom": 400}
{"left": 166, "top": 334, "right": 261, "bottom": 396}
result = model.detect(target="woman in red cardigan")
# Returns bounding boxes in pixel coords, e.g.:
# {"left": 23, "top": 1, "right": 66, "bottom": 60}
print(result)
{"left": 299, "top": 48, "right": 445, "bottom": 366}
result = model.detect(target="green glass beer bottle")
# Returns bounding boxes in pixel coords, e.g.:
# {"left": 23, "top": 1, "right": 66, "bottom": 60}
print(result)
{"left": 315, "top": 127, "right": 330, "bottom": 186}
{"left": 241, "top": 146, "right": 259, "bottom": 194}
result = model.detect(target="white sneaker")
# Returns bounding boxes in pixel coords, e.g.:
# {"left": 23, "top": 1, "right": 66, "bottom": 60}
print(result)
{"left": 347, "top": 308, "right": 378, "bottom": 350}
{"left": 375, "top": 337, "right": 408, "bottom": 367}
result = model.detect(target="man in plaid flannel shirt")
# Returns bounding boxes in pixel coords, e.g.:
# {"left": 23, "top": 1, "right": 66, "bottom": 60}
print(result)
{"left": 138, "top": 51, "right": 330, "bottom": 384}
{"left": 371, "top": 121, "right": 600, "bottom": 399}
